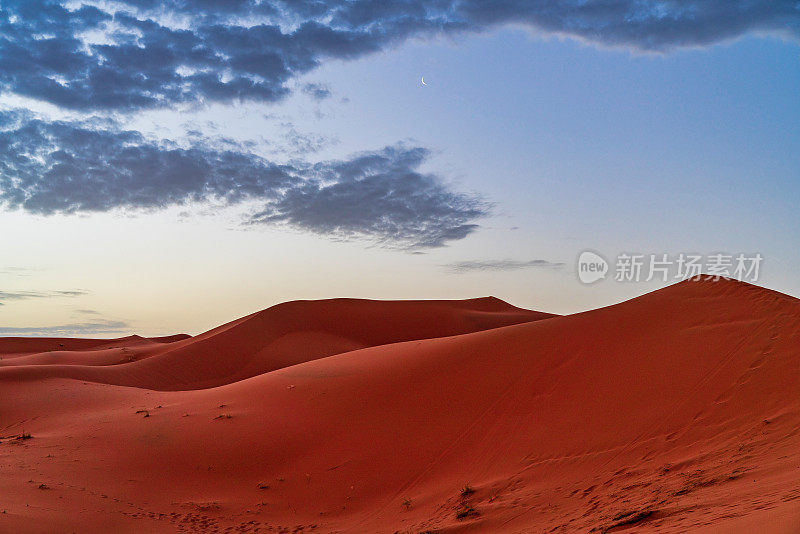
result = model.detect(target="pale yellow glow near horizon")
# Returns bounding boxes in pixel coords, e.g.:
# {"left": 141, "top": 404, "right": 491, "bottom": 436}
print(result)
{"left": 2, "top": 206, "right": 797, "bottom": 338}
{"left": 0, "top": 206, "right": 650, "bottom": 337}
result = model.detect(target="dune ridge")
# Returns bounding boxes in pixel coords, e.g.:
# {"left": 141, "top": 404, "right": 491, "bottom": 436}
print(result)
{"left": 0, "top": 279, "right": 798, "bottom": 533}
{"left": 0, "top": 297, "right": 552, "bottom": 390}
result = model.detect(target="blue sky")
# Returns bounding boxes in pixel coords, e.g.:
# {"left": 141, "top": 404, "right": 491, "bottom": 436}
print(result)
{"left": 0, "top": 1, "right": 798, "bottom": 336}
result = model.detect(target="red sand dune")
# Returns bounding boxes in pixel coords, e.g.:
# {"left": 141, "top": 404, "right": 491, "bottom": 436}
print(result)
{"left": 0, "top": 297, "right": 550, "bottom": 390}
{"left": 1, "top": 278, "right": 798, "bottom": 533}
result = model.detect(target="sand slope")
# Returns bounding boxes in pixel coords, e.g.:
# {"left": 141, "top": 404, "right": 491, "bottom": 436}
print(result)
{"left": 0, "top": 279, "right": 798, "bottom": 533}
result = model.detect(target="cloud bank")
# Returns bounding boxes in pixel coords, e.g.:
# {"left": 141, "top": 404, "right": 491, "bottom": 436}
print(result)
{"left": 445, "top": 259, "right": 565, "bottom": 273}
{"left": 0, "top": 110, "right": 487, "bottom": 248}
{"left": 0, "top": 319, "right": 130, "bottom": 337}
{"left": 0, "top": 289, "right": 89, "bottom": 305}
{"left": 1, "top": 1, "right": 796, "bottom": 112}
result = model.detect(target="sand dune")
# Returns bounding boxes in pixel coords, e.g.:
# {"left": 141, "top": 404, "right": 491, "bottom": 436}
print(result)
{"left": 0, "top": 297, "right": 550, "bottom": 390}
{"left": 1, "top": 279, "right": 798, "bottom": 532}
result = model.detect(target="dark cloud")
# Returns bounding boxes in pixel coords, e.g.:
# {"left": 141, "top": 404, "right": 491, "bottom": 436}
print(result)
{"left": 0, "top": 110, "right": 294, "bottom": 214}
{"left": 0, "top": 319, "right": 130, "bottom": 337}
{"left": 1, "top": 1, "right": 795, "bottom": 112}
{"left": 456, "top": 1, "right": 800, "bottom": 50}
{"left": 445, "top": 259, "right": 565, "bottom": 273}
{"left": 248, "top": 145, "right": 487, "bottom": 248}
{"left": 0, "top": 110, "right": 487, "bottom": 248}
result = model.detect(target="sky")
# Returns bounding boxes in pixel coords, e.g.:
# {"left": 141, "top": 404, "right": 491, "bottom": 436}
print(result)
{"left": 0, "top": 1, "right": 799, "bottom": 337}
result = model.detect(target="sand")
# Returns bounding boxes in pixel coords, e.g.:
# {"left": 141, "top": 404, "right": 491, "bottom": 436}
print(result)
{"left": 0, "top": 278, "right": 798, "bottom": 532}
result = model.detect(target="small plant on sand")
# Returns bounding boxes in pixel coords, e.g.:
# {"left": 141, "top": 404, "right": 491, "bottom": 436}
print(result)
{"left": 16, "top": 431, "right": 32, "bottom": 441}
{"left": 460, "top": 484, "right": 475, "bottom": 497}
{"left": 455, "top": 504, "right": 478, "bottom": 520}
{"left": 402, "top": 498, "right": 413, "bottom": 510}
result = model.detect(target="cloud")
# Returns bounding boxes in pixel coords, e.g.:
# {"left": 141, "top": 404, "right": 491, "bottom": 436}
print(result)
{"left": 0, "top": 1, "right": 795, "bottom": 112}
{"left": 456, "top": 1, "right": 800, "bottom": 50}
{"left": 248, "top": 145, "right": 488, "bottom": 248}
{"left": 51, "top": 290, "right": 89, "bottom": 297}
{"left": 0, "top": 110, "right": 487, "bottom": 248}
{"left": 277, "top": 123, "right": 335, "bottom": 155}
{"left": 302, "top": 83, "right": 332, "bottom": 101}
{"left": 0, "top": 266, "right": 41, "bottom": 276}
{"left": 0, "top": 289, "right": 89, "bottom": 302}
{"left": 0, "top": 319, "right": 130, "bottom": 337}
{"left": 445, "top": 259, "right": 565, "bottom": 273}
{"left": 0, "top": 109, "right": 294, "bottom": 214}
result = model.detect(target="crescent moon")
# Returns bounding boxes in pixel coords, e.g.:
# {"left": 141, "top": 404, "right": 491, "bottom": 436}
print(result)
{"left": 421, "top": 77, "right": 427, "bottom": 86}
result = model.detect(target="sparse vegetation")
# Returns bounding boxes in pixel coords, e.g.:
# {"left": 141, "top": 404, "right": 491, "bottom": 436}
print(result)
{"left": 401, "top": 497, "right": 413, "bottom": 510}
{"left": 16, "top": 431, "right": 32, "bottom": 441}
{"left": 452, "top": 483, "right": 479, "bottom": 520}
{"left": 455, "top": 504, "right": 478, "bottom": 520}
{"left": 601, "top": 509, "right": 655, "bottom": 533}
{"left": 453, "top": 483, "right": 480, "bottom": 520}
